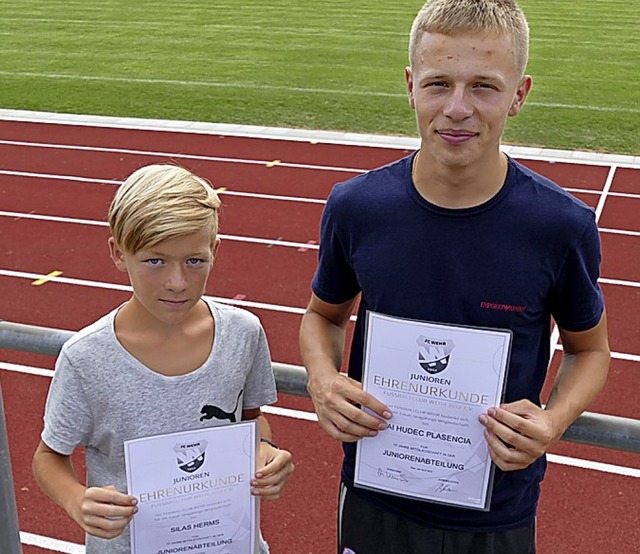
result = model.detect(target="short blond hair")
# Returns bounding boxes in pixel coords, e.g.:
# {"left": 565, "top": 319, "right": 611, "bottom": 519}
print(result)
{"left": 108, "top": 164, "right": 221, "bottom": 253}
{"left": 409, "top": 0, "right": 530, "bottom": 76}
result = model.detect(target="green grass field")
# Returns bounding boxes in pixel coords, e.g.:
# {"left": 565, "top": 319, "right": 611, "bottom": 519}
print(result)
{"left": 1, "top": 1, "right": 638, "bottom": 154}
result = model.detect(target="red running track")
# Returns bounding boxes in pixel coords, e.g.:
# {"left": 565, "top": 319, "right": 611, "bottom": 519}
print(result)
{"left": 0, "top": 114, "right": 638, "bottom": 553}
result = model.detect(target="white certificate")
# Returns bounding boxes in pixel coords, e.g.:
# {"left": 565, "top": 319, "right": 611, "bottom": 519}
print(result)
{"left": 354, "top": 311, "right": 511, "bottom": 510}
{"left": 125, "top": 421, "right": 258, "bottom": 554}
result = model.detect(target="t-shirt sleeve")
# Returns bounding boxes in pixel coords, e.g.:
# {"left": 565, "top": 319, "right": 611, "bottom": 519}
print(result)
{"left": 242, "top": 324, "right": 277, "bottom": 409}
{"left": 312, "top": 187, "right": 361, "bottom": 304}
{"left": 550, "top": 213, "right": 605, "bottom": 332}
{"left": 41, "top": 350, "right": 93, "bottom": 456}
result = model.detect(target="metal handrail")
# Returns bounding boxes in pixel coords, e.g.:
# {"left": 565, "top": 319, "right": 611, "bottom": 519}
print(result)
{"left": 1, "top": 320, "right": 639, "bottom": 454}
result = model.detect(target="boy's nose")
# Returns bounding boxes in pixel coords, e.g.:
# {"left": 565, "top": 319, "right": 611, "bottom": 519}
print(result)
{"left": 443, "top": 88, "right": 474, "bottom": 120}
{"left": 165, "top": 266, "right": 188, "bottom": 292}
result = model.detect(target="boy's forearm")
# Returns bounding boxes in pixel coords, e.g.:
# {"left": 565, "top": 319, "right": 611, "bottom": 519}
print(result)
{"left": 32, "top": 444, "right": 85, "bottom": 520}
{"left": 299, "top": 309, "right": 349, "bottom": 389}
{"left": 546, "top": 316, "right": 610, "bottom": 439}
{"left": 545, "top": 349, "right": 610, "bottom": 439}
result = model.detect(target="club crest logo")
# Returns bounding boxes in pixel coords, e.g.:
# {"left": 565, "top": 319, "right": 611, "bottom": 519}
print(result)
{"left": 416, "top": 335, "right": 455, "bottom": 374}
{"left": 173, "top": 439, "right": 208, "bottom": 474}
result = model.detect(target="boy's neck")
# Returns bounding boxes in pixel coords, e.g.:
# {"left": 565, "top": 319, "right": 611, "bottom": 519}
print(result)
{"left": 412, "top": 149, "right": 508, "bottom": 209}
{"left": 114, "top": 298, "right": 215, "bottom": 376}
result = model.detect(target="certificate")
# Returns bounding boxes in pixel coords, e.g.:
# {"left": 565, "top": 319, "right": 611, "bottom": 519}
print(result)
{"left": 354, "top": 311, "right": 511, "bottom": 510}
{"left": 125, "top": 421, "right": 258, "bottom": 554}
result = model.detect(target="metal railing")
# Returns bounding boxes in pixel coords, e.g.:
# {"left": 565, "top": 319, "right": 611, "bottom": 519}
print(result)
{"left": 0, "top": 378, "right": 22, "bottom": 553}
{"left": 1, "top": 320, "right": 639, "bottom": 453}
{"left": 1, "top": 319, "right": 639, "bottom": 554}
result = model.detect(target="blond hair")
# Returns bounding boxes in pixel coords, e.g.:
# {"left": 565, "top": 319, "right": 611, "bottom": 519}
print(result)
{"left": 108, "top": 164, "right": 221, "bottom": 253}
{"left": 409, "top": 0, "right": 530, "bottom": 76}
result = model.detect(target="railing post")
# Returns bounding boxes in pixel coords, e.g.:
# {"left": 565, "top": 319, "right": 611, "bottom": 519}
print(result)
{"left": 0, "top": 380, "right": 23, "bottom": 553}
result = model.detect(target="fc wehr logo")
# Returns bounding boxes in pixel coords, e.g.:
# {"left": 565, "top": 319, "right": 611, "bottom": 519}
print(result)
{"left": 417, "top": 335, "right": 455, "bottom": 374}
{"left": 173, "top": 439, "right": 208, "bottom": 474}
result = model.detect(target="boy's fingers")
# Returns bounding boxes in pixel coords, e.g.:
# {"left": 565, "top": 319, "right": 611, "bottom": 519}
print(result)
{"left": 86, "top": 486, "right": 137, "bottom": 506}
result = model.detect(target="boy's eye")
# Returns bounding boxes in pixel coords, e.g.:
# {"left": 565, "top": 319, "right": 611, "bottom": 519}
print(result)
{"left": 187, "top": 258, "right": 206, "bottom": 265}
{"left": 145, "top": 258, "right": 163, "bottom": 266}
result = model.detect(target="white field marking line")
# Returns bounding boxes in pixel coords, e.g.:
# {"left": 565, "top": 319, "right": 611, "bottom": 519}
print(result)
{"left": 0, "top": 270, "right": 636, "bottom": 360}
{"left": 6, "top": 209, "right": 640, "bottom": 247}
{"left": 2, "top": 361, "right": 638, "bottom": 479}
{"left": 600, "top": 228, "right": 640, "bottom": 238}
{"left": 567, "top": 186, "right": 640, "bottom": 201}
{"left": 3, "top": 109, "right": 640, "bottom": 167}
{"left": 0, "top": 210, "right": 320, "bottom": 251}
{"left": 0, "top": 169, "right": 328, "bottom": 205}
{"left": 0, "top": 139, "right": 366, "bottom": 174}
{"left": 0, "top": 269, "right": 307, "bottom": 315}
{"left": 1, "top": 232, "right": 639, "bottom": 293}
{"left": 3, "top": 136, "right": 640, "bottom": 173}
{"left": 594, "top": 165, "right": 616, "bottom": 223}
{"left": 2, "top": 168, "right": 640, "bottom": 207}
{"left": 552, "top": 344, "right": 640, "bottom": 363}
{"left": 19, "top": 532, "right": 84, "bottom": 554}
{"left": 1, "top": 71, "right": 640, "bottom": 115}
{"left": 546, "top": 454, "right": 640, "bottom": 479}
{"left": 599, "top": 277, "right": 640, "bottom": 289}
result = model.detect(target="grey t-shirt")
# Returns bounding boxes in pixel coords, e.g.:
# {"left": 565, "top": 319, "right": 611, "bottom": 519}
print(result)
{"left": 42, "top": 299, "right": 277, "bottom": 553}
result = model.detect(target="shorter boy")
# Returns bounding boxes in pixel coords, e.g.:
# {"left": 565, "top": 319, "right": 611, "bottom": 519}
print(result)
{"left": 33, "top": 164, "right": 294, "bottom": 553}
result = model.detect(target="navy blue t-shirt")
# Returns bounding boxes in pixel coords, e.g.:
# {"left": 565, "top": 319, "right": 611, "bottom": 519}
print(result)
{"left": 312, "top": 153, "right": 604, "bottom": 531}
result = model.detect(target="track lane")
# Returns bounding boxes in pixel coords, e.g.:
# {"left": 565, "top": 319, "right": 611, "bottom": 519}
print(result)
{"left": 1, "top": 118, "right": 639, "bottom": 554}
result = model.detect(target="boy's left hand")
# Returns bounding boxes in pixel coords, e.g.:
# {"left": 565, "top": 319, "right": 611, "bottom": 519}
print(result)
{"left": 479, "top": 399, "right": 558, "bottom": 471}
{"left": 251, "top": 442, "right": 294, "bottom": 500}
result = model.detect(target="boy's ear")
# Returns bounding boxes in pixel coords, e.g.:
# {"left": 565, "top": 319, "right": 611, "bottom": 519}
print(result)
{"left": 211, "top": 238, "right": 221, "bottom": 262}
{"left": 108, "top": 237, "right": 128, "bottom": 272}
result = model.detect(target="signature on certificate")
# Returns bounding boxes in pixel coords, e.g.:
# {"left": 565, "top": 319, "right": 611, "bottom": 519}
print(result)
{"left": 435, "top": 481, "right": 458, "bottom": 494}
{"left": 377, "top": 467, "right": 409, "bottom": 483}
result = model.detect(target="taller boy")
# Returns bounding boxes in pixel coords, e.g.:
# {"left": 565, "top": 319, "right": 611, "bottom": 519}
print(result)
{"left": 300, "top": 1, "right": 610, "bottom": 552}
{"left": 34, "top": 164, "right": 293, "bottom": 553}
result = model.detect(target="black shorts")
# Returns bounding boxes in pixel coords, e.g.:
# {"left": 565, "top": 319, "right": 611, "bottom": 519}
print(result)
{"left": 338, "top": 485, "right": 536, "bottom": 554}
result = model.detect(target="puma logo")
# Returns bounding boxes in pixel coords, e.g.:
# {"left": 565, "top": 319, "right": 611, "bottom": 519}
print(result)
{"left": 200, "top": 389, "right": 243, "bottom": 423}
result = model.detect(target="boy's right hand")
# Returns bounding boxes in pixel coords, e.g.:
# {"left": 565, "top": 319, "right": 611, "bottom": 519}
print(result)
{"left": 308, "top": 371, "right": 392, "bottom": 442}
{"left": 72, "top": 485, "right": 138, "bottom": 539}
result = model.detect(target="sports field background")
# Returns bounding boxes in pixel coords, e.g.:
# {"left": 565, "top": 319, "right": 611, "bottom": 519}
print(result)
{"left": 1, "top": 0, "right": 638, "bottom": 154}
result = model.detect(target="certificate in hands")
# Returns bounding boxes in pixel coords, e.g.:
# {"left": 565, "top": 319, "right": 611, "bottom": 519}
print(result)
{"left": 125, "top": 420, "right": 258, "bottom": 553}
{"left": 354, "top": 311, "right": 512, "bottom": 510}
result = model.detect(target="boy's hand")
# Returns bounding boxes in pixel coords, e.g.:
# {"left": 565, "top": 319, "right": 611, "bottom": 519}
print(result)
{"left": 479, "top": 400, "right": 558, "bottom": 471}
{"left": 251, "top": 443, "right": 294, "bottom": 500}
{"left": 308, "top": 371, "right": 392, "bottom": 442}
{"left": 72, "top": 485, "right": 138, "bottom": 539}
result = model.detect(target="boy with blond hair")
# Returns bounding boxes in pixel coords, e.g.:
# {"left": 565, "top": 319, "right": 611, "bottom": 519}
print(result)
{"left": 300, "top": 0, "right": 609, "bottom": 552}
{"left": 33, "top": 164, "right": 293, "bottom": 553}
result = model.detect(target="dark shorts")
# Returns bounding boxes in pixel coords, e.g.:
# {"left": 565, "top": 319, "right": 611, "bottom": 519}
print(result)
{"left": 338, "top": 485, "right": 536, "bottom": 554}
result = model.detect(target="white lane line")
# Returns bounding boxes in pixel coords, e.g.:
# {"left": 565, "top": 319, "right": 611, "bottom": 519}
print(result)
{"left": 3, "top": 209, "right": 640, "bottom": 240}
{"left": 0, "top": 269, "right": 307, "bottom": 315}
{"left": 594, "top": 165, "right": 616, "bottom": 221}
{"left": 0, "top": 169, "right": 329, "bottom": 204}
{"left": 2, "top": 109, "right": 639, "bottom": 168}
{"left": 3, "top": 167, "right": 640, "bottom": 204}
{"left": 0, "top": 139, "right": 366, "bottom": 174}
{"left": 0, "top": 210, "right": 320, "bottom": 250}
{"left": 0, "top": 210, "right": 318, "bottom": 245}
{"left": 547, "top": 454, "right": 640, "bottom": 478}
{"left": 0, "top": 361, "right": 54, "bottom": 377}
{"left": 19, "top": 532, "right": 84, "bottom": 553}
{"left": 2, "top": 361, "right": 638, "bottom": 479}
{"left": 552, "top": 344, "right": 640, "bottom": 363}
{"left": 599, "top": 277, "right": 640, "bottom": 289}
